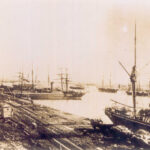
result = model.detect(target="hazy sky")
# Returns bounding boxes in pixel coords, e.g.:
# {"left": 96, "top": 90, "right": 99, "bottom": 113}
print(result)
{"left": 1, "top": 0, "right": 150, "bottom": 85}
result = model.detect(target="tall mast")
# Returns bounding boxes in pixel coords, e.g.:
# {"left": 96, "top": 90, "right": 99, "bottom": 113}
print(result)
{"left": 19, "top": 72, "right": 23, "bottom": 95}
{"left": 138, "top": 80, "right": 141, "bottom": 91}
{"left": 101, "top": 74, "right": 104, "bottom": 88}
{"left": 47, "top": 65, "right": 50, "bottom": 86}
{"left": 48, "top": 73, "right": 50, "bottom": 86}
{"left": 57, "top": 69, "right": 64, "bottom": 91}
{"left": 131, "top": 23, "right": 137, "bottom": 117}
{"left": 109, "top": 73, "right": 112, "bottom": 88}
{"left": 118, "top": 23, "right": 137, "bottom": 117}
{"left": 32, "top": 64, "right": 34, "bottom": 89}
{"left": 135, "top": 23, "right": 136, "bottom": 66}
{"left": 65, "top": 69, "right": 69, "bottom": 93}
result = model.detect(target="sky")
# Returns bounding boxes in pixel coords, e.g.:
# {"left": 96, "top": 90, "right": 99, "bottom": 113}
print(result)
{"left": 0, "top": 0, "right": 150, "bottom": 86}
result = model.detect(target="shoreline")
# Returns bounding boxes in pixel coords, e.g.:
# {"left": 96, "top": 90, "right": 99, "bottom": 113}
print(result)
{"left": 0, "top": 95, "right": 146, "bottom": 150}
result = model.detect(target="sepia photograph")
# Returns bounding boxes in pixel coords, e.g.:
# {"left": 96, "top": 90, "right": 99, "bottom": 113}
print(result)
{"left": 0, "top": 0, "right": 150, "bottom": 149}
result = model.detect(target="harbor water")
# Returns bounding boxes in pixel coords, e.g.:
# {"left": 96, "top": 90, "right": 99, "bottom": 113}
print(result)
{"left": 34, "top": 86, "right": 150, "bottom": 124}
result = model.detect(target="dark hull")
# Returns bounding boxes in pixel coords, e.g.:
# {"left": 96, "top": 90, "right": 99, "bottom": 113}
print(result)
{"left": 126, "top": 91, "right": 149, "bottom": 97}
{"left": 13, "top": 93, "right": 83, "bottom": 100}
{"left": 63, "top": 91, "right": 85, "bottom": 98}
{"left": 69, "top": 86, "right": 84, "bottom": 90}
{"left": 98, "top": 88, "right": 118, "bottom": 93}
{"left": 105, "top": 109, "right": 150, "bottom": 131}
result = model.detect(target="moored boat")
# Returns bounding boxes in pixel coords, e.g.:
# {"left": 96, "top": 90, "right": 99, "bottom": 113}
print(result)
{"left": 105, "top": 23, "right": 150, "bottom": 132}
{"left": 98, "top": 87, "right": 118, "bottom": 93}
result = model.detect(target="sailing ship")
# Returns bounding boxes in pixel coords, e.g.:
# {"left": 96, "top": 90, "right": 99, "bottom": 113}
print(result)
{"left": 98, "top": 74, "right": 118, "bottom": 93}
{"left": 57, "top": 69, "right": 85, "bottom": 99}
{"left": 126, "top": 90, "right": 149, "bottom": 97}
{"left": 105, "top": 23, "right": 150, "bottom": 132}
{"left": 126, "top": 82, "right": 150, "bottom": 97}
{"left": 98, "top": 87, "right": 118, "bottom": 93}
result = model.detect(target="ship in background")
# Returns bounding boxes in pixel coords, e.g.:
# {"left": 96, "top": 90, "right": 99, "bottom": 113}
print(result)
{"left": 126, "top": 82, "right": 150, "bottom": 97}
{"left": 56, "top": 69, "right": 85, "bottom": 99}
{"left": 0, "top": 68, "right": 85, "bottom": 100}
{"left": 98, "top": 74, "right": 118, "bottom": 93}
{"left": 105, "top": 23, "right": 150, "bottom": 132}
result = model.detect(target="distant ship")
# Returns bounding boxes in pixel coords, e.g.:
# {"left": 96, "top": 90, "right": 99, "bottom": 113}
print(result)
{"left": 69, "top": 85, "right": 84, "bottom": 90}
{"left": 105, "top": 23, "right": 150, "bottom": 132}
{"left": 98, "top": 87, "right": 118, "bottom": 93}
{"left": 126, "top": 83, "right": 150, "bottom": 97}
{"left": 3, "top": 69, "right": 85, "bottom": 100}
{"left": 63, "top": 84, "right": 85, "bottom": 98}
{"left": 126, "top": 90, "right": 149, "bottom": 97}
{"left": 98, "top": 75, "right": 118, "bottom": 93}
{"left": 55, "top": 70, "right": 85, "bottom": 99}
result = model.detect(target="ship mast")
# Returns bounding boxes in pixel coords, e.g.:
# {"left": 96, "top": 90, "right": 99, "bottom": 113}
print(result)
{"left": 101, "top": 75, "right": 104, "bottom": 88}
{"left": 18, "top": 72, "right": 23, "bottom": 95}
{"left": 131, "top": 23, "right": 137, "bottom": 117}
{"left": 48, "top": 69, "right": 50, "bottom": 87}
{"left": 57, "top": 69, "right": 64, "bottom": 91}
{"left": 109, "top": 73, "right": 112, "bottom": 88}
{"left": 65, "top": 69, "right": 69, "bottom": 93}
{"left": 48, "top": 73, "right": 50, "bottom": 86}
{"left": 31, "top": 64, "right": 34, "bottom": 90}
{"left": 47, "top": 65, "right": 50, "bottom": 87}
{"left": 118, "top": 23, "right": 137, "bottom": 117}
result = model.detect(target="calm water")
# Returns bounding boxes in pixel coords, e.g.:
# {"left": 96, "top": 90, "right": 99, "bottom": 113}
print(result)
{"left": 34, "top": 87, "right": 150, "bottom": 124}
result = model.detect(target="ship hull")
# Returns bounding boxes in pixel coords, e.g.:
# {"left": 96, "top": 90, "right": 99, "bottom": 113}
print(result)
{"left": 13, "top": 92, "right": 83, "bottom": 100}
{"left": 98, "top": 88, "right": 118, "bottom": 93}
{"left": 126, "top": 91, "right": 149, "bottom": 97}
{"left": 105, "top": 109, "right": 150, "bottom": 131}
